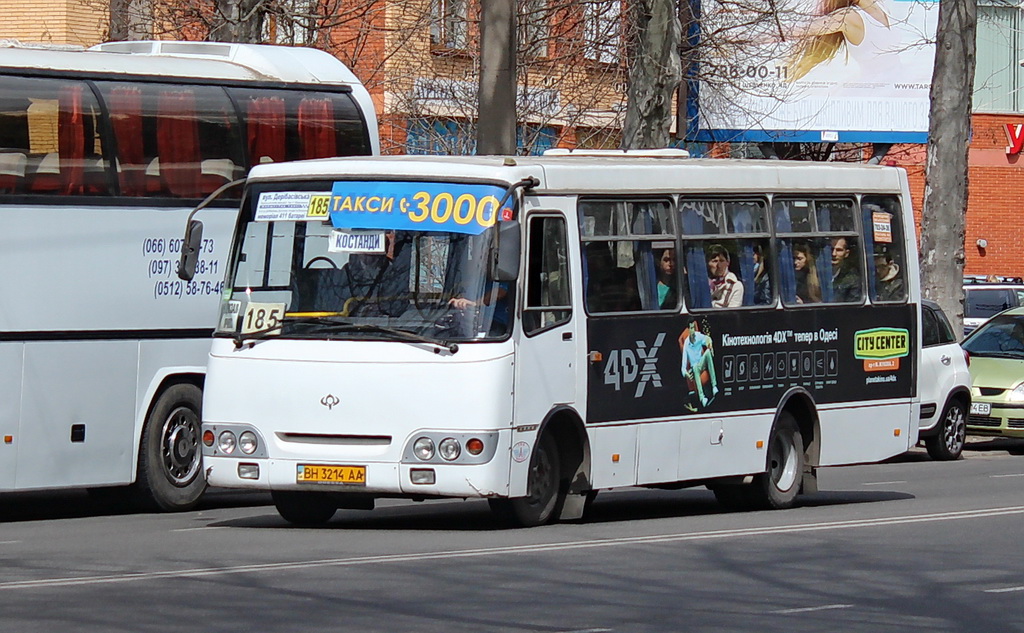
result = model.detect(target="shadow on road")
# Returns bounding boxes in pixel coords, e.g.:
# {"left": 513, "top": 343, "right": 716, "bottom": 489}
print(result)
{"left": 0, "top": 487, "right": 271, "bottom": 523}
{"left": 208, "top": 484, "right": 913, "bottom": 532}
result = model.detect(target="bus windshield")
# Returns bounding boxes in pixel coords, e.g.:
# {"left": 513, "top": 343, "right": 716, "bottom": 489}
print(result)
{"left": 217, "top": 185, "right": 513, "bottom": 343}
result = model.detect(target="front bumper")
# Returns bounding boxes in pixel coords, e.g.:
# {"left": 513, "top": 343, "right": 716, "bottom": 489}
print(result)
{"left": 966, "top": 400, "right": 1024, "bottom": 438}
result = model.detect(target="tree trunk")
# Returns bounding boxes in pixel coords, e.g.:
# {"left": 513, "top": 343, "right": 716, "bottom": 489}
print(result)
{"left": 622, "top": 0, "right": 681, "bottom": 149}
{"left": 920, "top": 0, "right": 976, "bottom": 335}
{"left": 477, "top": 0, "right": 517, "bottom": 155}
{"left": 209, "top": 0, "right": 266, "bottom": 43}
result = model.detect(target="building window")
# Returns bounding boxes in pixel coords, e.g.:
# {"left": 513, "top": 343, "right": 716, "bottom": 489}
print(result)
{"left": 520, "top": 0, "right": 551, "bottom": 59}
{"left": 583, "top": 0, "right": 621, "bottom": 64}
{"left": 431, "top": 0, "right": 468, "bottom": 49}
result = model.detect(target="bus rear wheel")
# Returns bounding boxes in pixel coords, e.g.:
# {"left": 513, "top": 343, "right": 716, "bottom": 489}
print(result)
{"left": 750, "top": 413, "right": 804, "bottom": 510}
{"left": 489, "top": 433, "right": 563, "bottom": 527}
{"left": 136, "top": 383, "right": 206, "bottom": 511}
{"left": 711, "top": 413, "right": 804, "bottom": 511}
{"left": 272, "top": 491, "right": 338, "bottom": 526}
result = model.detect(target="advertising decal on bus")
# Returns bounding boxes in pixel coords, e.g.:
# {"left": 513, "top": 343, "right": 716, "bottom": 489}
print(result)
{"left": 328, "top": 181, "right": 514, "bottom": 235}
{"left": 587, "top": 305, "right": 916, "bottom": 423}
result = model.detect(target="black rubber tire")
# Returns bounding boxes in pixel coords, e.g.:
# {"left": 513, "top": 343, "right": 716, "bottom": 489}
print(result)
{"left": 135, "top": 383, "right": 206, "bottom": 512}
{"left": 925, "top": 399, "right": 967, "bottom": 461}
{"left": 489, "top": 433, "right": 563, "bottom": 527}
{"left": 272, "top": 491, "right": 338, "bottom": 526}
{"left": 748, "top": 413, "right": 804, "bottom": 510}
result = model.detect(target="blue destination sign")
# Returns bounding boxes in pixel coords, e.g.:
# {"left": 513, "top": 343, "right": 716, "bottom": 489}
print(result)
{"left": 329, "top": 181, "right": 512, "bottom": 235}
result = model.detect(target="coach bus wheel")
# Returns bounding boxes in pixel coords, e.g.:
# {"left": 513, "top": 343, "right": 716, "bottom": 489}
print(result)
{"left": 751, "top": 413, "right": 804, "bottom": 510}
{"left": 925, "top": 399, "right": 967, "bottom": 461}
{"left": 489, "top": 433, "right": 563, "bottom": 527}
{"left": 136, "top": 383, "right": 206, "bottom": 512}
{"left": 272, "top": 491, "right": 338, "bottom": 526}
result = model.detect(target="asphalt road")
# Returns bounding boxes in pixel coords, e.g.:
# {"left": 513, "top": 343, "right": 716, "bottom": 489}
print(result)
{"left": 2, "top": 438, "right": 1024, "bottom": 633}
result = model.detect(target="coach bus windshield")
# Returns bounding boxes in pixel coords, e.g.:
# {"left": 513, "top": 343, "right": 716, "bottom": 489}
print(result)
{"left": 215, "top": 181, "right": 515, "bottom": 344}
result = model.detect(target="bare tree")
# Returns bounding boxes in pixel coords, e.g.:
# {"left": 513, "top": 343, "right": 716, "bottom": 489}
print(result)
{"left": 920, "top": 0, "right": 976, "bottom": 334}
{"left": 621, "top": 0, "right": 680, "bottom": 148}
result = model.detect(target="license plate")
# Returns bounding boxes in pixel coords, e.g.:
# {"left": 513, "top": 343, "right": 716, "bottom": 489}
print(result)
{"left": 296, "top": 464, "right": 366, "bottom": 485}
{"left": 971, "top": 402, "right": 991, "bottom": 415}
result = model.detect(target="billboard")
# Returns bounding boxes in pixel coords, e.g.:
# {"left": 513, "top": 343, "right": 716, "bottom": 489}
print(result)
{"left": 691, "top": 0, "right": 940, "bottom": 144}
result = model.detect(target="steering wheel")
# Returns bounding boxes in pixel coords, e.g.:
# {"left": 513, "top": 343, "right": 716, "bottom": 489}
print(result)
{"left": 304, "top": 256, "right": 338, "bottom": 269}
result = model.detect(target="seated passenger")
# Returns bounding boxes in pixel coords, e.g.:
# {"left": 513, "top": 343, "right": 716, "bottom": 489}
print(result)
{"left": 830, "top": 237, "right": 862, "bottom": 303}
{"left": 707, "top": 244, "right": 743, "bottom": 308}
{"left": 793, "top": 243, "right": 822, "bottom": 304}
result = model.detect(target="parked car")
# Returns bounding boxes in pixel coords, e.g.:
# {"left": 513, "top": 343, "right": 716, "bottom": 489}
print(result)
{"left": 961, "top": 306, "right": 1024, "bottom": 439}
{"left": 963, "top": 279, "right": 1024, "bottom": 335}
{"left": 918, "top": 300, "right": 972, "bottom": 460}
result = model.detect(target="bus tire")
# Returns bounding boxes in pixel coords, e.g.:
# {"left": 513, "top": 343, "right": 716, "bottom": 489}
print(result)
{"left": 749, "top": 413, "right": 804, "bottom": 510}
{"left": 925, "top": 399, "right": 967, "bottom": 461}
{"left": 489, "top": 433, "right": 563, "bottom": 527}
{"left": 272, "top": 491, "right": 338, "bottom": 526}
{"left": 136, "top": 383, "right": 206, "bottom": 512}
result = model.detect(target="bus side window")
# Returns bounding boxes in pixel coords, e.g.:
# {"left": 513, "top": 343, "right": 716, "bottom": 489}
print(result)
{"left": 863, "top": 197, "right": 907, "bottom": 303}
{"left": 524, "top": 215, "right": 571, "bottom": 334}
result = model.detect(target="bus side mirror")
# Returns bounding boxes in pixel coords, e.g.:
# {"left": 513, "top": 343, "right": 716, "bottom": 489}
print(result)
{"left": 178, "top": 219, "right": 204, "bottom": 281}
{"left": 491, "top": 220, "right": 521, "bottom": 282}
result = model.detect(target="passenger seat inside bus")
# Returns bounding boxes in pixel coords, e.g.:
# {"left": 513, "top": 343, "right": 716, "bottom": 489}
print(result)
{"left": 0, "top": 151, "right": 26, "bottom": 193}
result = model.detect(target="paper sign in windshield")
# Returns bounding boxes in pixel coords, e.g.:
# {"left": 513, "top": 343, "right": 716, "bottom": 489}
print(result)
{"left": 872, "top": 212, "right": 893, "bottom": 243}
{"left": 328, "top": 230, "right": 386, "bottom": 254}
{"left": 329, "top": 181, "right": 513, "bottom": 235}
{"left": 255, "top": 191, "right": 331, "bottom": 222}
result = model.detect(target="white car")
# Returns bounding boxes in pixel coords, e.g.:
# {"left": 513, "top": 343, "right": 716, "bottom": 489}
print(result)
{"left": 918, "top": 300, "right": 972, "bottom": 460}
{"left": 963, "top": 281, "right": 1024, "bottom": 335}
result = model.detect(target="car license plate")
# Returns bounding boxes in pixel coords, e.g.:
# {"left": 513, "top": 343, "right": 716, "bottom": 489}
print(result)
{"left": 971, "top": 402, "right": 991, "bottom": 415}
{"left": 296, "top": 464, "right": 366, "bottom": 485}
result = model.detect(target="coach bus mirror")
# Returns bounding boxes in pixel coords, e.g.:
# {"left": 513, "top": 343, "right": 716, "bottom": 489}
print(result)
{"left": 491, "top": 220, "right": 521, "bottom": 282}
{"left": 178, "top": 219, "right": 204, "bottom": 281}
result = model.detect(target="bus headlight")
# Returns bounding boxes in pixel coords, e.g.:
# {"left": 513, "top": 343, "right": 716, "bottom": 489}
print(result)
{"left": 413, "top": 437, "right": 435, "bottom": 461}
{"left": 438, "top": 438, "right": 461, "bottom": 461}
{"left": 238, "top": 431, "right": 259, "bottom": 454}
{"left": 217, "top": 431, "right": 237, "bottom": 454}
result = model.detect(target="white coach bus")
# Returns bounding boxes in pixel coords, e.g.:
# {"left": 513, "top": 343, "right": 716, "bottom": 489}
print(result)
{"left": 0, "top": 40, "right": 377, "bottom": 510}
{"left": 191, "top": 152, "right": 920, "bottom": 526}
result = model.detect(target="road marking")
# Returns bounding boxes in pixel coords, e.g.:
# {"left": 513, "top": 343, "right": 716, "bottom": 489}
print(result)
{"left": 0, "top": 541, "right": 21, "bottom": 545}
{"left": 171, "top": 526, "right": 229, "bottom": 533}
{"left": 555, "top": 629, "right": 612, "bottom": 633}
{"left": 984, "top": 586, "right": 1024, "bottom": 593}
{"left": 861, "top": 481, "right": 906, "bottom": 486}
{"left": 772, "top": 604, "right": 852, "bottom": 614}
{"left": 990, "top": 473, "right": 1024, "bottom": 478}
{"left": 4, "top": 506, "right": 1024, "bottom": 591}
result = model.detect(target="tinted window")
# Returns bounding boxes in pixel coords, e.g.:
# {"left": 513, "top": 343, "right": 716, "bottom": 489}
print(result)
{"left": 965, "top": 289, "right": 1016, "bottom": 319}
{"left": 923, "top": 305, "right": 955, "bottom": 347}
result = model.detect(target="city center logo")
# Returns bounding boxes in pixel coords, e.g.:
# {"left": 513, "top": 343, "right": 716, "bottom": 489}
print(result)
{"left": 320, "top": 394, "right": 340, "bottom": 410}
{"left": 603, "top": 333, "right": 666, "bottom": 398}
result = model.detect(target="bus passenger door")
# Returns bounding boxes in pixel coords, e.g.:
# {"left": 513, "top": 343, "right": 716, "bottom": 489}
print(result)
{"left": 512, "top": 213, "right": 577, "bottom": 493}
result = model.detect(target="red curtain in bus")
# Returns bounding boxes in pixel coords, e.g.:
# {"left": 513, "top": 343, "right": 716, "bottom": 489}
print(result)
{"left": 57, "top": 84, "right": 86, "bottom": 194}
{"left": 247, "top": 97, "right": 286, "bottom": 164}
{"left": 107, "top": 87, "right": 145, "bottom": 196}
{"left": 298, "top": 98, "right": 335, "bottom": 159}
{"left": 157, "top": 90, "right": 201, "bottom": 198}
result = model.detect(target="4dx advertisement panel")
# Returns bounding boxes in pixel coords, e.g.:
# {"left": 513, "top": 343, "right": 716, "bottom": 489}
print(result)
{"left": 585, "top": 305, "right": 916, "bottom": 423}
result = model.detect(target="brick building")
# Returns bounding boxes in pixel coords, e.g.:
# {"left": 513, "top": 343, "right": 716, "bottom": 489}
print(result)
{"left": 3, "top": 0, "right": 1022, "bottom": 276}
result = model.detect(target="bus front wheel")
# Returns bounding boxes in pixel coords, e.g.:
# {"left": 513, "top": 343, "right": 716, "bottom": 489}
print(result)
{"left": 489, "top": 433, "right": 563, "bottom": 527}
{"left": 136, "top": 383, "right": 206, "bottom": 511}
{"left": 273, "top": 491, "right": 338, "bottom": 526}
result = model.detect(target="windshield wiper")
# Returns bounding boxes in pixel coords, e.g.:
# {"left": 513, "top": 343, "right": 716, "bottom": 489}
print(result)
{"left": 232, "top": 316, "right": 458, "bottom": 354}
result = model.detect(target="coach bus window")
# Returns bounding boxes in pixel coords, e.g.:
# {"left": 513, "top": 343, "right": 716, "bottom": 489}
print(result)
{"left": 97, "top": 82, "right": 244, "bottom": 199}
{"left": 0, "top": 76, "right": 109, "bottom": 196}
{"left": 775, "top": 198, "right": 864, "bottom": 305}
{"left": 226, "top": 88, "right": 372, "bottom": 164}
{"left": 862, "top": 195, "right": 907, "bottom": 303}
{"left": 579, "top": 198, "right": 674, "bottom": 313}
{"left": 681, "top": 198, "right": 771, "bottom": 308}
